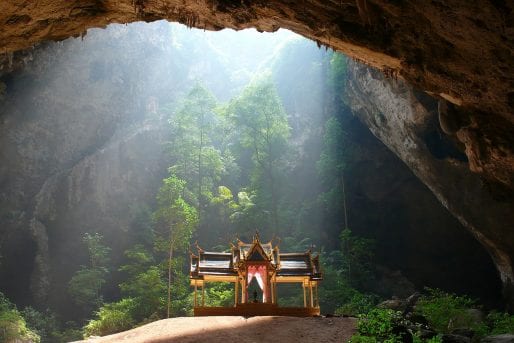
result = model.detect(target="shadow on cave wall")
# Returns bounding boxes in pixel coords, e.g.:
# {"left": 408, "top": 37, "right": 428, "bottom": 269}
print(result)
{"left": 337, "top": 111, "right": 502, "bottom": 308}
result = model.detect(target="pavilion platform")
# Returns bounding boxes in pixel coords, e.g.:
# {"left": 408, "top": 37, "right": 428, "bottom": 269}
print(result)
{"left": 193, "top": 303, "right": 320, "bottom": 317}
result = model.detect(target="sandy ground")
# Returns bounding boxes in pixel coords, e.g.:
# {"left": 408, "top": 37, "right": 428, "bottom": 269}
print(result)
{"left": 78, "top": 316, "right": 357, "bottom": 343}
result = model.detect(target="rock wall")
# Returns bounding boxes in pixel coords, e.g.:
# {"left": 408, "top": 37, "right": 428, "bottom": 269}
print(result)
{"left": 345, "top": 60, "right": 514, "bottom": 310}
{"left": 269, "top": 40, "right": 502, "bottom": 305}
{"left": 0, "top": 23, "right": 179, "bottom": 312}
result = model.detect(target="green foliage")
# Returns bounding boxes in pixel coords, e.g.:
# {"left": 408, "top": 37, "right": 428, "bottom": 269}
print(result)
{"left": 349, "top": 334, "right": 378, "bottom": 343}
{"left": 426, "top": 336, "right": 443, "bottom": 343}
{"left": 68, "top": 268, "right": 107, "bottom": 308}
{"left": 83, "top": 232, "right": 111, "bottom": 269}
{"left": 21, "top": 307, "right": 79, "bottom": 343}
{"left": 352, "top": 308, "right": 402, "bottom": 343}
{"left": 335, "top": 291, "right": 379, "bottom": 317}
{"left": 68, "top": 233, "right": 111, "bottom": 312}
{"left": 119, "top": 244, "right": 154, "bottom": 278}
{"left": 415, "top": 288, "right": 485, "bottom": 334}
{"left": 119, "top": 266, "right": 166, "bottom": 321}
{"left": 487, "top": 311, "right": 514, "bottom": 334}
{"left": 51, "top": 326, "right": 83, "bottom": 343}
{"left": 167, "top": 83, "right": 222, "bottom": 209}
{"left": 83, "top": 298, "right": 135, "bottom": 337}
{"left": 153, "top": 175, "right": 198, "bottom": 254}
{"left": 204, "top": 283, "right": 235, "bottom": 307}
{"left": 223, "top": 76, "right": 290, "bottom": 233}
{"left": 318, "top": 228, "right": 377, "bottom": 315}
{"left": 328, "top": 52, "right": 347, "bottom": 96}
{"left": 339, "top": 229, "right": 375, "bottom": 289}
{"left": 0, "top": 292, "right": 40, "bottom": 343}
{"left": 317, "top": 116, "right": 348, "bottom": 181}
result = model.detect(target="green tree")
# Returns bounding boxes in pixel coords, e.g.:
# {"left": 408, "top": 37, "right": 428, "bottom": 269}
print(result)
{"left": 328, "top": 52, "right": 347, "bottom": 99}
{"left": 153, "top": 175, "right": 198, "bottom": 318}
{"left": 168, "top": 83, "right": 221, "bottom": 211}
{"left": 339, "top": 229, "right": 375, "bottom": 289}
{"left": 316, "top": 115, "right": 363, "bottom": 248}
{"left": 224, "top": 77, "right": 290, "bottom": 234}
{"left": 68, "top": 233, "right": 111, "bottom": 313}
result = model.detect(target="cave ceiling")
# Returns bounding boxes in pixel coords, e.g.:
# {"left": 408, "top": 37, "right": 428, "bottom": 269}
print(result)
{"left": 0, "top": 0, "right": 513, "bottom": 188}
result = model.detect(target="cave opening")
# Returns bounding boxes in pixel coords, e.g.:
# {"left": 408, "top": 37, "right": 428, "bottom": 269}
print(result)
{"left": 0, "top": 18, "right": 508, "bottom": 340}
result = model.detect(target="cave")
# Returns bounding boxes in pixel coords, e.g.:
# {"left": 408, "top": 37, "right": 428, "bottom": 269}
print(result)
{"left": 0, "top": 0, "right": 513, "bottom": 335}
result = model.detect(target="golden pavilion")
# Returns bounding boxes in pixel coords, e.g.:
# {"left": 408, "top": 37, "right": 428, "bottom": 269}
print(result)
{"left": 190, "top": 233, "right": 322, "bottom": 316}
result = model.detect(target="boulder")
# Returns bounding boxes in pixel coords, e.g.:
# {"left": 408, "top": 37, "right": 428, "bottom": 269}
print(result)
{"left": 378, "top": 298, "right": 407, "bottom": 311}
{"left": 442, "top": 333, "right": 471, "bottom": 343}
{"left": 481, "top": 335, "right": 514, "bottom": 343}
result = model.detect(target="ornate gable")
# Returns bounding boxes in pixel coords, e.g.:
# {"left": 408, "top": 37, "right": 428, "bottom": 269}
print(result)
{"left": 245, "top": 234, "right": 271, "bottom": 262}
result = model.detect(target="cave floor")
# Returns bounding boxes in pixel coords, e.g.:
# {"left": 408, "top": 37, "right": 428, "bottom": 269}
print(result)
{"left": 78, "top": 316, "right": 356, "bottom": 343}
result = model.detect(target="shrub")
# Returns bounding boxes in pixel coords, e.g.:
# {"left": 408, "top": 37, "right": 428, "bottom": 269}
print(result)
{"left": 335, "top": 291, "right": 379, "bottom": 316}
{"left": 426, "top": 335, "right": 443, "bottom": 343}
{"left": 487, "top": 311, "right": 514, "bottom": 334}
{"left": 415, "top": 288, "right": 486, "bottom": 334}
{"left": 0, "top": 293, "right": 40, "bottom": 343}
{"left": 349, "top": 334, "right": 378, "bottom": 343}
{"left": 83, "top": 298, "right": 135, "bottom": 337}
{"left": 353, "top": 308, "right": 403, "bottom": 342}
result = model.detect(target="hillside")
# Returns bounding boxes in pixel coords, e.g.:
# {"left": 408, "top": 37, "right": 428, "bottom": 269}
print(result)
{"left": 79, "top": 316, "right": 356, "bottom": 343}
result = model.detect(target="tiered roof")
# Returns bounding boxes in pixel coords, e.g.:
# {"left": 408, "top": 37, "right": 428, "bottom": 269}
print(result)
{"left": 190, "top": 235, "right": 322, "bottom": 281}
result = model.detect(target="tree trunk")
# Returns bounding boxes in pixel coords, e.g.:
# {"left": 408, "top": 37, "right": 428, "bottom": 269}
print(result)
{"left": 167, "top": 241, "right": 174, "bottom": 318}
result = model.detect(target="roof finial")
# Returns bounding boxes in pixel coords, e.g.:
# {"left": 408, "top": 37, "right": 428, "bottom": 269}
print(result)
{"left": 195, "top": 241, "right": 204, "bottom": 253}
{"left": 254, "top": 229, "right": 260, "bottom": 242}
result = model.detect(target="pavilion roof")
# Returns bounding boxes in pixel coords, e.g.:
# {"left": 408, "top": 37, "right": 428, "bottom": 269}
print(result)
{"left": 190, "top": 234, "right": 322, "bottom": 281}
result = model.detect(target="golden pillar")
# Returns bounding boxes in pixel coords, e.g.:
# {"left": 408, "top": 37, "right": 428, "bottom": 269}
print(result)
{"left": 234, "top": 278, "right": 239, "bottom": 307}
{"left": 194, "top": 281, "right": 198, "bottom": 307}
{"left": 303, "top": 282, "right": 307, "bottom": 307}
{"left": 202, "top": 283, "right": 205, "bottom": 306}
{"left": 309, "top": 282, "right": 314, "bottom": 308}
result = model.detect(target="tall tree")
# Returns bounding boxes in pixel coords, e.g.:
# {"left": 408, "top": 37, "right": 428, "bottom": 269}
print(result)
{"left": 225, "top": 77, "right": 290, "bottom": 234}
{"left": 153, "top": 176, "right": 198, "bottom": 318}
{"left": 168, "top": 83, "right": 220, "bottom": 213}
{"left": 68, "top": 233, "right": 111, "bottom": 314}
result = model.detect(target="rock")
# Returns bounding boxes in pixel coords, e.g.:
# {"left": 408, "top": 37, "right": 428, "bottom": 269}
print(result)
{"left": 392, "top": 324, "right": 413, "bottom": 343}
{"left": 406, "top": 313, "right": 429, "bottom": 327}
{"left": 481, "top": 334, "right": 514, "bottom": 343}
{"left": 345, "top": 60, "right": 514, "bottom": 310}
{"left": 450, "top": 328, "right": 475, "bottom": 339}
{"left": 418, "top": 329, "right": 438, "bottom": 340}
{"left": 1, "top": 0, "right": 514, "bottom": 131}
{"left": 378, "top": 298, "right": 407, "bottom": 311}
{"left": 442, "top": 333, "right": 471, "bottom": 343}
{"left": 403, "top": 293, "right": 421, "bottom": 315}
{"left": 449, "top": 309, "right": 485, "bottom": 331}
{"left": 374, "top": 267, "right": 417, "bottom": 299}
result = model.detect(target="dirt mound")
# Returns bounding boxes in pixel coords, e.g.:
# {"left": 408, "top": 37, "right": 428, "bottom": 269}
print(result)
{"left": 79, "top": 316, "right": 356, "bottom": 343}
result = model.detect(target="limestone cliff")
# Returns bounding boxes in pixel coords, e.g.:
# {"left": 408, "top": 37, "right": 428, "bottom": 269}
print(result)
{"left": 0, "top": 24, "right": 178, "bottom": 312}
{"left": 345, "top": 60, "right": 514, "bottom": 310}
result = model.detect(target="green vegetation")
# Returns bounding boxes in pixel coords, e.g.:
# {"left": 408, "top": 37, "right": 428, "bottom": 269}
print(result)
{"left": 351, "top": 289, "right": 514, "bottom": 342}
{"left": 415, "top": 288, "right": 486, "bottom": 334}
{"left": 487, "top": 311, "right": 514, "bottom": 334}
{"left": 0, "top": 293, "right": 40, "bottom": 343}
{"left": 84, "top": 299, "right": 135, "bottom": 337}
{"left": 68, "top": 233, "right": 111, "bottom": 315}
{"left": 351, "top": 308, "right": 403, "bottom": 343}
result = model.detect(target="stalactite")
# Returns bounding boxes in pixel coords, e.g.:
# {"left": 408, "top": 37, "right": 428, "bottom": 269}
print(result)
{"left": 7, "top": 51, "right": 13, "bottom": 69}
